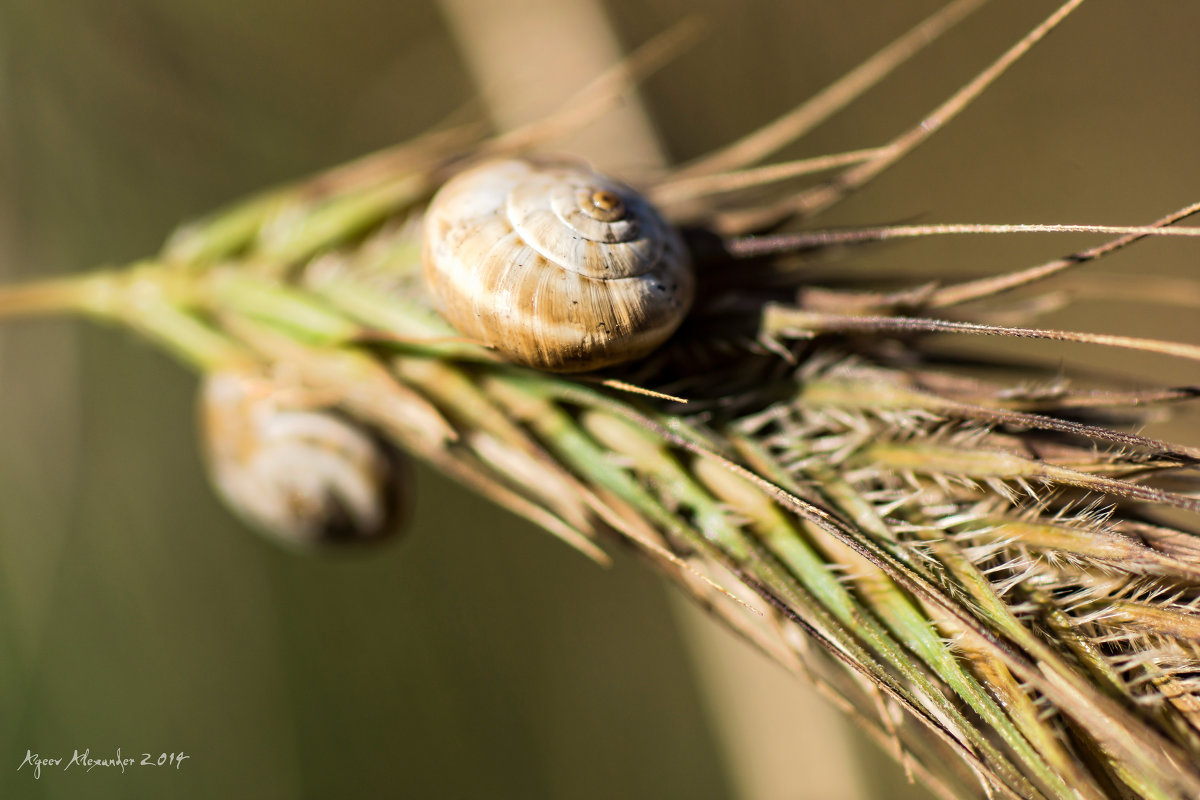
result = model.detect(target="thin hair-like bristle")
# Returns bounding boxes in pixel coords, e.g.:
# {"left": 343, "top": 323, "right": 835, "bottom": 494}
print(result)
{"left": 714, "top": 0, "right": 1089, "bottom": 233}
{"left": 673, "top": 0, "right": 991, "bottom": 178}
{"left": 4, "top": 3, "right": 1200, "bottom": 798}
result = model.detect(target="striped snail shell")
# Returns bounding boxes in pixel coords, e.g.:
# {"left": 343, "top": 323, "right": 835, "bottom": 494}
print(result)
{"left": 199, "top": 371, "right": 408, "bottom": 547}
{"left": 421, "top": 157, "right": 694, "bottom": 372}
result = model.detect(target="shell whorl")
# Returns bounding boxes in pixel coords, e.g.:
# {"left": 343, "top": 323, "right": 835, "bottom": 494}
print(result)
{"left": 421, "top": 157, "right": 694, "bottom": 372}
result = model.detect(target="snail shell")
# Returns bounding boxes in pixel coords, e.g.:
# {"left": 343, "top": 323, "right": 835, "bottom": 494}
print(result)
{"left": 199, "top": 371, "right": 409, "bottom": 547}
{"left": 421, "top": 157, "right": 694, "bottom": 372}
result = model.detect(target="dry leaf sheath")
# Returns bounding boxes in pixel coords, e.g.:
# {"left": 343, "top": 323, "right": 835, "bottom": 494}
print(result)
{"left": 3, "top": 1, "right": 1200, "bottom": 798}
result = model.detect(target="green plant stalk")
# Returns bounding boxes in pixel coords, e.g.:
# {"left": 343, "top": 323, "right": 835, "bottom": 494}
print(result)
{"left": 578, "top": 411, "right": 1042, "bottom": 798}
{"left": 2, "top": 111, "right": 1200, "bottom": 800}
{"left": 816, "top": 473, "right": 1085, "bottom": 800}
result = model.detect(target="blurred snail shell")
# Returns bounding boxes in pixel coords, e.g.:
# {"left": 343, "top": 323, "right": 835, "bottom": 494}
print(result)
{"left": 199, "top": 371, "right": 408, "bottom": 547}
{"left": 421, "top": 157, "right": 694, "bottom": 372}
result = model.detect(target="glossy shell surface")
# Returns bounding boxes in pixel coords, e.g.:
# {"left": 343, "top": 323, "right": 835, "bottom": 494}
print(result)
{"left": 421, "top": 157, "right": 694, "bottom": 372}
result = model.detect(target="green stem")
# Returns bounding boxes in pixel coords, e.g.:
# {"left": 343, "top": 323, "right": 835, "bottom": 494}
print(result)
{"left": 0, "top": 266, "right": 250, "bottom": 371}
{"left": 0, "top": 271, "right": 119, "bottom": 319}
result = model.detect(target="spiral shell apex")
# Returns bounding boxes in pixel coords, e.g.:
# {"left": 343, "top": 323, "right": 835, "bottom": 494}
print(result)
{"left": 421, "top": 157, "right": 694, "bottom": 372}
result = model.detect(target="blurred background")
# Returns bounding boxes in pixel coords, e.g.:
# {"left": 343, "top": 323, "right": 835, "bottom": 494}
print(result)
{"left": 1, "top": 1, "right": 1198, "bottom": 797}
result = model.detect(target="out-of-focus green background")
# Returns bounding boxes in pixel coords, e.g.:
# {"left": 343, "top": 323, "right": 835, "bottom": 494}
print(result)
{"left": 1, "top": 2, "right": 1198, "bottom": 798}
